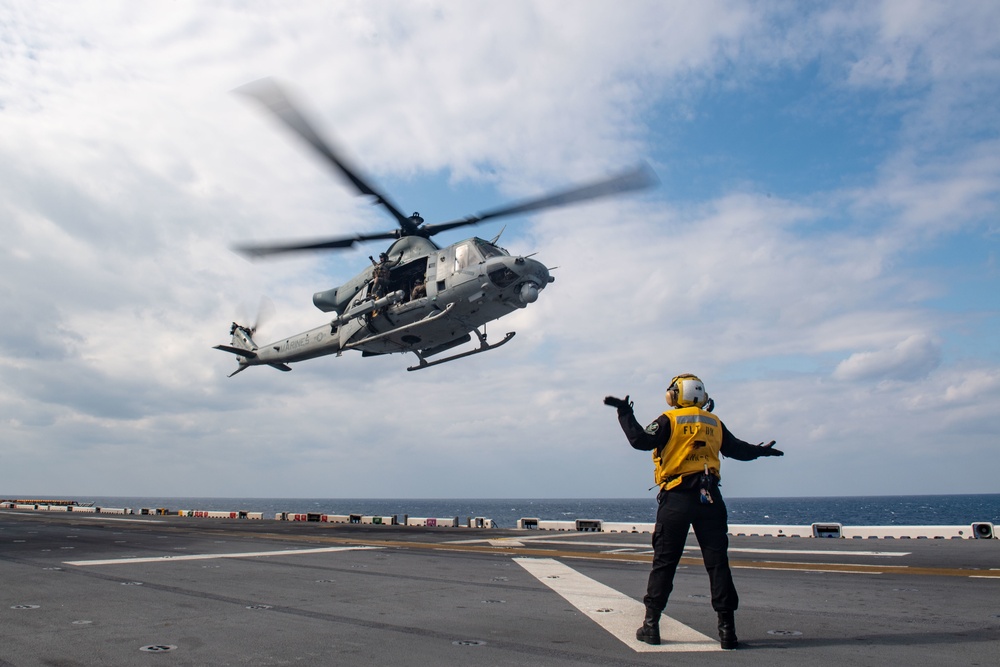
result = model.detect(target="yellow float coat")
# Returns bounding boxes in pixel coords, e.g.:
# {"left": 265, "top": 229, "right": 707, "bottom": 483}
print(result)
{"left": 653, "top": 407, "right": 723, "bottom": 490}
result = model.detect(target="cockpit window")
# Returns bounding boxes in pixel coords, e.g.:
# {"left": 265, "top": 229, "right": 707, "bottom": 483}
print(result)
{"left": 454, "top": 243, "right": 472, "bottom": 272}
{"left": 474, "top": 238, "right": 509, "bottom": 259}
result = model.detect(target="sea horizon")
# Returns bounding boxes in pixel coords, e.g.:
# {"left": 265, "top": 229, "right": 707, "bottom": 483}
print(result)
{"left": 7, "top": 493, "right": 998, "bottom": 528}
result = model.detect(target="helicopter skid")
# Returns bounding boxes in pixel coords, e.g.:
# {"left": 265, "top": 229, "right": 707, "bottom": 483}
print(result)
{"left": 407, "top": 330, "right": 516, "bottom": 372}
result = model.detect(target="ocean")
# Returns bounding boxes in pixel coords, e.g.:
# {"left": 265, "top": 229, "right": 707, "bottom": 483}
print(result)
{"left": 53, "top": 494, "right": 1000, "bottom": 529}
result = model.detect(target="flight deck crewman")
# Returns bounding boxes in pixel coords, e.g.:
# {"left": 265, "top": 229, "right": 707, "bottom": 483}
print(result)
{"left": 604, "top": 374, "right": 783, "bottom": 650}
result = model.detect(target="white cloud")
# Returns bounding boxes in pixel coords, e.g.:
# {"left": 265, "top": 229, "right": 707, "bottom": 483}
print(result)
{"left": 833, "top": 333, "right": 942, "bottom": 381}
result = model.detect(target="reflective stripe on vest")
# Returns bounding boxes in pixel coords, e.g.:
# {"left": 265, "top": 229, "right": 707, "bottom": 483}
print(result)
{"left": 653, "top": 407, "right": 723, "bottom": 490}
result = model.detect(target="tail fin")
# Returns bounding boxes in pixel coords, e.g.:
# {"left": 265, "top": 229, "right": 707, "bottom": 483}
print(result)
{"left": 213, "top": 322, "right": 259, "bottom": 377}
{"left": 214, "top": 344, "right": 257, "bottom": 358}
{"left": 214, "top": 323, "right": 293, "bottom": 376}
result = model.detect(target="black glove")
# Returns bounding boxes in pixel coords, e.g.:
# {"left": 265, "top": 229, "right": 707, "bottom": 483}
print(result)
{"left": 757, "top": 441, "right": 783, "bottom": 457}
{"left": 603, "top": 395, "right": 632, "bottom": 411}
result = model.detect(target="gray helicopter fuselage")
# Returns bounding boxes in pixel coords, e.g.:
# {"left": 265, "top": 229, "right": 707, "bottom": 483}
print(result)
{"left": 224, "top": 236, "right": 551, "bottom": 371}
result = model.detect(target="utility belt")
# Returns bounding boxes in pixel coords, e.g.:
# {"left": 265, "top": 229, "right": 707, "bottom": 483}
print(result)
{"left": 658, "top": 470, "right": 719, "bottom": 505}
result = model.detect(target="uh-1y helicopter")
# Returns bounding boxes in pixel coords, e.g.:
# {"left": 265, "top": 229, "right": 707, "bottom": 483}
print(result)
{"left": 215, "top": 78, "right": 658, "bottom": 375}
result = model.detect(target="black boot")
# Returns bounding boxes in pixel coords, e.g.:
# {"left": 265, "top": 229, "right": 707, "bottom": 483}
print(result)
{"left": 636, "top": 608, "right": 661, "bottom": 645}
{"left": 718, "top": 611, "right": 738, "bottom": 650}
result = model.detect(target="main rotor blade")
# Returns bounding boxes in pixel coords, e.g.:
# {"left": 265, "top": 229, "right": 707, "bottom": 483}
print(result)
{"left": 233, "top": 77, "right": 414, "bottom": 230}
{"left": 421, "top": 162, "right": 659, "bottom": 236}
{"left": 234, "top": 230, "right": 400, "bottom": 259}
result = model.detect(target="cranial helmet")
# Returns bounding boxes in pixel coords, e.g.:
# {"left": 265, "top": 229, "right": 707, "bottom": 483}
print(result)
{"left": 666, "top": 374, "right": 709, "bottom": 408}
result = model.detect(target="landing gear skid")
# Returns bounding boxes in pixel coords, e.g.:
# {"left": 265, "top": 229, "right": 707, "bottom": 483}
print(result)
{"left": 407, "top": 329, "right": 516, "bottom": 371}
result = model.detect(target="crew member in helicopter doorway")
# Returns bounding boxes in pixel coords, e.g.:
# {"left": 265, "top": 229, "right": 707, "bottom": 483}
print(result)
{"left": 604, "top": 374, "right": 784, "bottom": 650}
{"left": 370, "top": 251, "right": 402, "bottom": 299}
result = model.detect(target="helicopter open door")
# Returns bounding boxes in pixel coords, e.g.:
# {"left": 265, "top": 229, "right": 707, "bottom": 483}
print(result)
{"left": 385, "top": 255, "right": 430, "bottom": 303}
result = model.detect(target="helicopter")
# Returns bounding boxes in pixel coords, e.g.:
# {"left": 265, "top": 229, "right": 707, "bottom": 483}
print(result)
{"left": 215, "top": 78, "right": 658, "bottom": 375}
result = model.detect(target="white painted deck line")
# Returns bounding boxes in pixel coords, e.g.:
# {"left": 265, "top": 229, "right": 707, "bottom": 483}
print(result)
{"left": 64, "top": 546, "right": 380, "bottom": 566}
{"left": 487, "top": 538, "right": 525, "bottom": 547}
{"left": 514, "top": 557, "right": 718, "bottom": 653}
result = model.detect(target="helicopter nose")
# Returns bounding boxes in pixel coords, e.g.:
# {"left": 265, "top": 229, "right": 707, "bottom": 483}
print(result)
{"left": 519, "top": 256, "right": 549, "bottom": 279}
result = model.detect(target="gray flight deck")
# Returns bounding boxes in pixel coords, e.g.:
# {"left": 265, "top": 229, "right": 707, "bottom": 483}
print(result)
{"left": 1, "top": 510, "right": 998, "bottom": 666}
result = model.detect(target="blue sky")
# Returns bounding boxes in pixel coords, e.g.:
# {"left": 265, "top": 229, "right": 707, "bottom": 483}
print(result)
{"left": 1, "top": 1, "right": 998, "bottom": 500}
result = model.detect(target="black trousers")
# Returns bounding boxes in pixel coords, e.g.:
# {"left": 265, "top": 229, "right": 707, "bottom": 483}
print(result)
{"left": 644, "top": 489, "right": 739, "bottom": 613}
